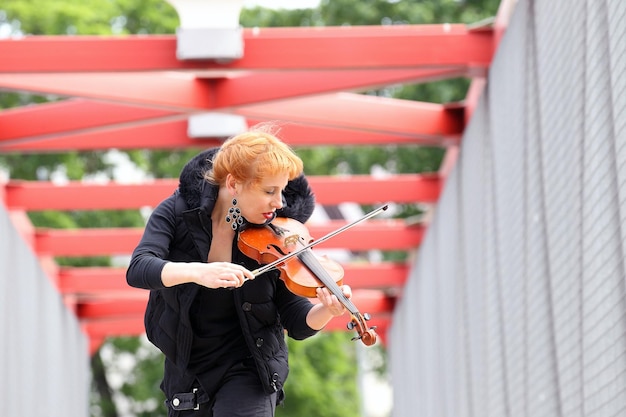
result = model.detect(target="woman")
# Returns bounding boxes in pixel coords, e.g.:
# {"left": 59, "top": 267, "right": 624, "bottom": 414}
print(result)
{"left": 126, "top": 126, "right": 351, "bottom": 417}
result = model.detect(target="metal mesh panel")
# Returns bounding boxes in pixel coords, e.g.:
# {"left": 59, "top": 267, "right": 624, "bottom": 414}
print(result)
{"left": 389, "top": 0, "right": 626, "bottom": 416}
{"left": 0, "top": 205, "right": 90, "bottom": 416}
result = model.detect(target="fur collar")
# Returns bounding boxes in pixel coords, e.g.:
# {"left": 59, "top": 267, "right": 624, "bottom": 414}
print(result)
{"left": 178, "top": 148, "right": 316, "bottom": 223}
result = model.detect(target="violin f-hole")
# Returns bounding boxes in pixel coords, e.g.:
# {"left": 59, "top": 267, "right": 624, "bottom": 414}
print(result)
{"left": 267, "top": 243, "right": 289, "bottom": 257}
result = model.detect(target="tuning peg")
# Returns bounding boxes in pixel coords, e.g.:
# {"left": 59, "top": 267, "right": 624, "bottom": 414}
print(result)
{"left": 346, "top": 321, "right": 355, "bottom": 330}
{"left": 363, "top": 313, "right": 371, "bottom": 321}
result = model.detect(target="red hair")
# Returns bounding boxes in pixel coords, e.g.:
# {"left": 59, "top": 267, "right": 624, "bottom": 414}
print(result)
{"left": 205, "top": 127, "right": 303, "bottom": 186}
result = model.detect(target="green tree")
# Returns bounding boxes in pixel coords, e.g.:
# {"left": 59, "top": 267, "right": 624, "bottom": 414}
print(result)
{"left": 278, "top": 334, "right": 359, "bottom": 417}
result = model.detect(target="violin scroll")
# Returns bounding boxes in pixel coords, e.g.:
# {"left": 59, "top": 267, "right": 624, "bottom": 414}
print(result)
{"left": 347, "top": 313, "right": 378, "bottom": 346}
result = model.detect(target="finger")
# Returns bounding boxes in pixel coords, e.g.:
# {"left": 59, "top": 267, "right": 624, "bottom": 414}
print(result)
{"left": 316, "top": 289, "right": 345, "bottom": 316}
{"left": 316, "top": 287, "right": 331, "bottom": 303}
{"left": 228, "top": 270, "right": 243, "bottom": 284}
{"left": 317, "top": 288, "right": 340, "bottom": 309}
{"left": 220, "top": 276, "right": 238, "bottom": 287}
{"left": 331, "top": 296, "right": 345, "bottom": 310}
{"left": 220, "top": 270, "right": 244, "bottom": 287}
{"left": 341, "top": 285, "right": 352, "bottom": 298}
{"left": 232, "top": 264, "right": 255, "bottom": 281}
{"left": 217, "top": 265, "right": 245, "bottom": 284}
{"left": 232, "top": 271, "right": 248, "bottom": 287}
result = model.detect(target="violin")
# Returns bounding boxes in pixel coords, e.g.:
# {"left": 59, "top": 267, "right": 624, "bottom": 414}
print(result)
{"left": 237, "top": 215, "right": 382, "bottom": 346}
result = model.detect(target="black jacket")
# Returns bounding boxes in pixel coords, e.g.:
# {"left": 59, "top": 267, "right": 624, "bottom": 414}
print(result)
{"left": 126, "top": 148, "right": 318, "bottom": 400}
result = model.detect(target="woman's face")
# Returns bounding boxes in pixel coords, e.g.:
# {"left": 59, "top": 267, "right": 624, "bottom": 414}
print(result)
{"left": 234, "top": 172, "right": 289, "bottom": 225}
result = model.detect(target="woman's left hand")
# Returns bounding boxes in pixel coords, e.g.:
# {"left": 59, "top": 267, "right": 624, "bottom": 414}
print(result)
{"left": 315, "top": 285, "right": 351, "bottom": 317}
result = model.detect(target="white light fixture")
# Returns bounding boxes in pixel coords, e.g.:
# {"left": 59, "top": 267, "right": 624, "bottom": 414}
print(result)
{"left": 188, "top": 113, "right": 248, "bottom": 138}
{"left": 165, "top": 0, "right": 244, "bottom": 60}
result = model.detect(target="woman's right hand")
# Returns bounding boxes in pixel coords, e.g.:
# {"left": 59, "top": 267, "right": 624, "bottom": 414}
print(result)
{"left": 161, "top": 261, "right": 255, "bottom": 289}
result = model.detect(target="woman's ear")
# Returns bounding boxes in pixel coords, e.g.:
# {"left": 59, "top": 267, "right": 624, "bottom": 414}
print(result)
{"left": 225, "top": 173, "right": 239, "bottom": 195}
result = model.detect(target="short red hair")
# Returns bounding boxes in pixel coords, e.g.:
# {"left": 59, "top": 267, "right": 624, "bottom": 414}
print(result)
{"left": 205, "top": 126, "right": 303, "bottom": 186}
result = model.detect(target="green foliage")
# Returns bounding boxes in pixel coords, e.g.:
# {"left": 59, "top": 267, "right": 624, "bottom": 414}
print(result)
{"left": 241, "top": 0, "right": 501, "bottom": 28}
{"left": 241, "top": 6, "right": 323, "bottom": 28}
{"left": 110, "top": 337, "right": 166, "bottom": 417}
{"left": 390, "top": 78, "right": 472, "bottom": 104}
{"left": 109, "top": 0, "right": 179, "bottom": 34}
{"left": 26, "top": 208, "right": 142, "bottom": 237}
{"left": 278, "top": 332, "right": 360, "bottom": 417}
{"left": 140, "top": 148, "right": 205, "bottom": 179}
{"left": 0, "top": 150, "right": 114, "bottom": 180}
{"left": 92, "top": 337, "right": 166, "bottom": 417}
{"left": 0, "top": 0, "right": 177, "bottom": 35}
{"left": 0, "top": 92, "right": 55, "bottom": 109}
{"left": 298, "top": 145, "right": 444, "bottom": 176}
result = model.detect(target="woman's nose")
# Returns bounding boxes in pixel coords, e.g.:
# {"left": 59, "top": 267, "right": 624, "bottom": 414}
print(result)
{"left": 274, "top": 192, "right": 284, "bottom": 209}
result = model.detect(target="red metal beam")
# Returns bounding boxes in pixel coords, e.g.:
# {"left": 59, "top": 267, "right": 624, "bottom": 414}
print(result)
{"left": 76, "top": 290, "right": 394, "bottom": 319}
{"left": 0, "top": 94, "right": 462, "bottom": 151}
{"left": 0, "top": 25, "right": 493, "bottom": 73}
{"left": 78, "top": 298, "right": 147, "bottom": 318}
{"left": 58, "top": 267, "right": 127, "bottom": 293}
{"left": 0, "top": 120, "right": 448, "bottom": 152}
{"left": 269, "top": 121, "right": 460, "bottom": 147}
{"left": 5, "top": 174, "right": 441, "bottom": 210}
{"left": 78, "top": 290, "right": 393, "bottom": 347}
{"left": 82, "top": 317, "right": 146, "bottom": 340}
{"left": 0, "top": 72, "right": 215, "bottom": 111}
{"left": 0, "top": 69, "right": 466, "bottom": 110}
{"left": 233, "top": 25, "right": 493, "bottom": 71}
{"left": 213, "top": 68, "right": 467, "bottom": 108}
{"left": 0, "top": 117, "right": 211, "bottom": 152}
{"left": 308, "top": 221, "right": 424, "bottom": 250}
{"left": 34, "top": 227, "right": 144, "bottom": 256}
{"left": 238, "top": 92, "right": 465, "bottom": 139}
{"left": 57, "top": 263, "right": 408, "bottom": 295}
{"left": 0, "top": 98, "right": 179, "bottom": 143}
{"left": 34, "top": 220, "right": 423, "bottom": 256}
{"left": 6, "top": 180, "right": 178, "bottom": 211}
{"left": 81, "top": 314, "right": 390, "bottom": 349}
{"left": 0, "top": 115, "right": 457, "bottom": 152}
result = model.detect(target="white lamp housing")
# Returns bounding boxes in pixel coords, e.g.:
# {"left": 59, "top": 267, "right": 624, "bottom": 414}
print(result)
{"left": 165, "top": 0, "right": 244, "bottom": 60}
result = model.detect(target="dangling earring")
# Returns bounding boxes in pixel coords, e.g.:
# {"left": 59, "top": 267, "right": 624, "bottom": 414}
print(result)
{"left": 225, "top": 198, "right": 243, "bottom": 230}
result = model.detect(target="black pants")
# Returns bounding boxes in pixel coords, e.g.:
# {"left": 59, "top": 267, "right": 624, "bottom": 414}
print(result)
{"left": 169, "top": 361, "right": 277, "bottom": 417}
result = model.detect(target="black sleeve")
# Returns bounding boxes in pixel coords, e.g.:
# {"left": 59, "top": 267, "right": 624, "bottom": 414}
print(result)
{"left": 274, "top": 278, "right": 318, "bottom": 340}
{"left": 126, "top": 193, "right": 177, "bottom": 290}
